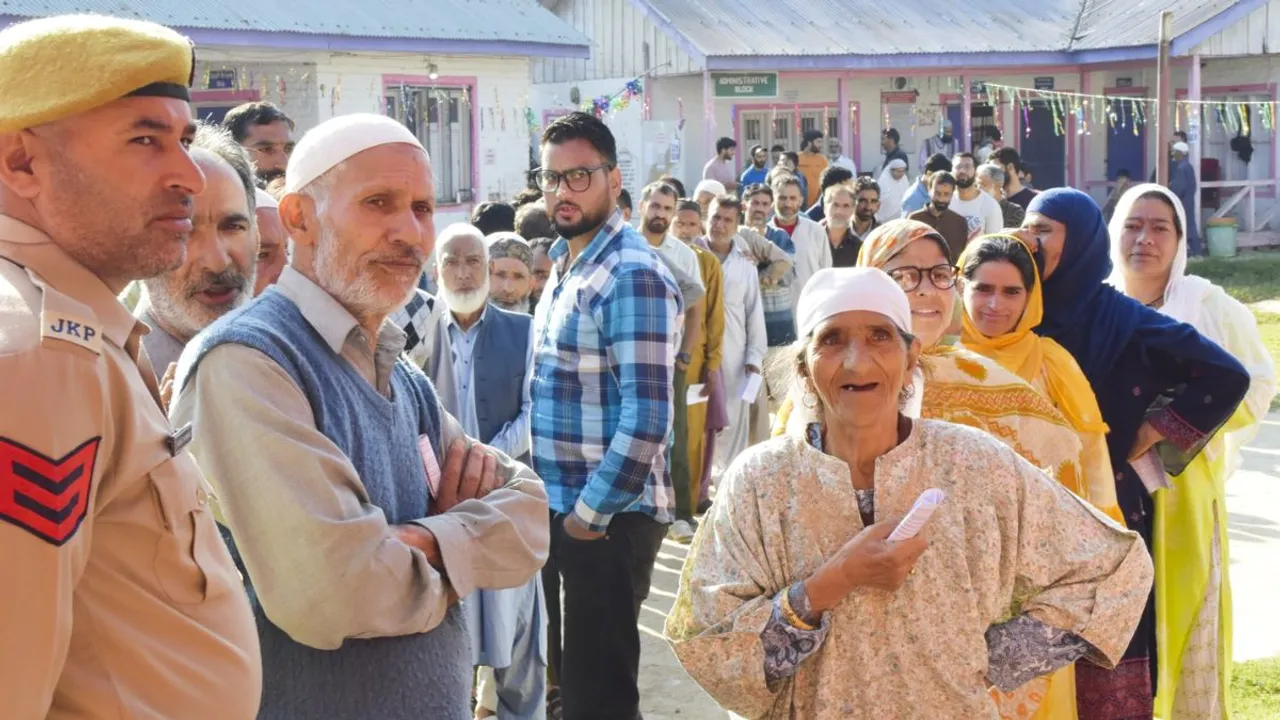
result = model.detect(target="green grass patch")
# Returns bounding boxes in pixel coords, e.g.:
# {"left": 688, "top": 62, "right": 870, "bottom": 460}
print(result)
{"left": 1189, "top": 251, "right": 1280, "bottom": 305}
{"left": 1233, "top": 657, "right": 1280, "bottom": 719}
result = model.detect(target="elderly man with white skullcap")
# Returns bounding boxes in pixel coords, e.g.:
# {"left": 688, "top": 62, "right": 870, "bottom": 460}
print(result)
{"left": 171, "top": 113, "right": 549, "bottom": 719}
{"left": 0, "top": 14, "right": 261, "bottom": 717}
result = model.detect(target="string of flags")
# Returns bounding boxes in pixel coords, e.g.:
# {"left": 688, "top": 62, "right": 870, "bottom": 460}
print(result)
{"left": 982, "top": 82, "right": 1272, "bottom": 138}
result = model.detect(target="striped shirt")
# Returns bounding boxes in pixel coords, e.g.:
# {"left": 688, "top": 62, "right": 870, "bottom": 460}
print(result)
{"left": 530, "top": 210, "right": 682, "bottom": 532}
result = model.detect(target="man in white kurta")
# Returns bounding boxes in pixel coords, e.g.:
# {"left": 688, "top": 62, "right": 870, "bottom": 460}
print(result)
{"left": 767, "top": 176, "right": 831, "bottom": 311}
{"left": 705, "top": 196, "right": 767, "bottom": 480}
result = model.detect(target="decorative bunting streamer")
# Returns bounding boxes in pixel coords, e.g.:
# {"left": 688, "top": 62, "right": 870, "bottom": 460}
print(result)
{"left": 580, "top": 77, "right": 644, "bottom": 119}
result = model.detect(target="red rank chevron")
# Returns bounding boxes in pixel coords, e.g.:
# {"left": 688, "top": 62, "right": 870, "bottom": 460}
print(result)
{"left": 0, "top": 436, "right": 100, "bottom": 546}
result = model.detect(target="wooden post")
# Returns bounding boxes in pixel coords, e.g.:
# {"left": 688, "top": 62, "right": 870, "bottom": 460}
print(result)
{"left": 1189, "top": 54, "right": 1203, "bottom": 234}
{"left": 1078, "top": 70, "right": 1091, "bottom": 190}
{"left": 1156, "top": 11, "right": 1174, "bottom": 185}
{"left": 702, "top": 69, "right": 714, "bottom": 166}
{"left": 837, "top": 77, "right": 850, "bottom": 162}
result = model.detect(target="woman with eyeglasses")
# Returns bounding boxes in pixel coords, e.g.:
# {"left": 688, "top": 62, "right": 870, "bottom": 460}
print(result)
{"left": 776, "top": 221, "right": 1087, "bottom": 498}
{"left": 1020, "top": 188, "right": 1249, "bottom": 720}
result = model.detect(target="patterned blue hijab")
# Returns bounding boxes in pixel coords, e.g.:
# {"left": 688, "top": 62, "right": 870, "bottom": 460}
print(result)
{"left": 1028, "top": 188, "right": 1148, "bottom": 383}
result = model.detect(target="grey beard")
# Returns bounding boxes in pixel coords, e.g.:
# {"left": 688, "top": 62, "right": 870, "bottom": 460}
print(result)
{"left": 491, "top": 297, "right": 531, "bottom": 314}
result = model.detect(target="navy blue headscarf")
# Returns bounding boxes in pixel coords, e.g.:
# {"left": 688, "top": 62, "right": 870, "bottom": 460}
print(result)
{"left": 1027, "top": 188, "right": 1148, "bottom": 383}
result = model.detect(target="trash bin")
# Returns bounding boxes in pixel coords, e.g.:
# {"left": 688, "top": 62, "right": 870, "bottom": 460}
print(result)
{"left": 1206, "top": 217, "right": 1238, "bottom": 258}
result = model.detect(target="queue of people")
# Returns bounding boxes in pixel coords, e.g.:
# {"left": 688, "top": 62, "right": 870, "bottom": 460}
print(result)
{"left": 1, "top": 12, "right": 1272, "bottom": 720}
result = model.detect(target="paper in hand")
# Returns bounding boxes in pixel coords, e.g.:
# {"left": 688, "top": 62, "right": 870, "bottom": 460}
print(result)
{"left": 887, "top": 489, "right": 945, "bottom": 542}
{"left": 418, "top": 435, "right": 442, "bottom": 499}
{"left": 686, "top": 383, "right": 709, "bottom": 405}
{"left": 739, "top": 372, "right": 763, "bottom": 403}
{"left": 1131, "top": 447, "right": 1171, "bottom": 494}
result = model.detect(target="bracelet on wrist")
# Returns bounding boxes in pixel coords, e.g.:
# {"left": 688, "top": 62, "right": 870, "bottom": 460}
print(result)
{"left": 779, "top": 584, "right": 818, "bottom": 631}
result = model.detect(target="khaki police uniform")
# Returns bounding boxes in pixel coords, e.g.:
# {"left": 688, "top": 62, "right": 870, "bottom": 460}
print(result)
{"left": 0, "top": 218, "right": 261, "bottom": 717}
{"left": 0, "top": 14, "right": 262, "bottom": 717}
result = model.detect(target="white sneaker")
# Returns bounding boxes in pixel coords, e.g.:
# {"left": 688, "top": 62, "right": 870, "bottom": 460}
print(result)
{"left": 668, "top": 519, "right": 696, "bottom": 543}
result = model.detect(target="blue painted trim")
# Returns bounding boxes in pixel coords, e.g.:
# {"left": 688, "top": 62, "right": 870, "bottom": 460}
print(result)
{"left": 1171, "top": 0, "right": 1270, "bottom": 55}
{"left": 705, "top": 46, "right": 1157, "bottom": 71}
{"left": 0, "top": 16, "right": 590, "bottom": 58}
{"left": 624, "top": 0, "right": 707, "bottom": 65}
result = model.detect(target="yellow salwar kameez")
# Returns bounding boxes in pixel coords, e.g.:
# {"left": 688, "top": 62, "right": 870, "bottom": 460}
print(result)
{"left": 1107, "top": 185, "right": 1277, "bottom": 720}
{"left": 685, "top": 243, "right": 725, "bottom": 511}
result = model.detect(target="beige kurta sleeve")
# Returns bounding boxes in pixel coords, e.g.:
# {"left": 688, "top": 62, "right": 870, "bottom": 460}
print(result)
{"left": 1001, "top": 450, "right": 1155, "bottom": 667}
{"left": 738, "top": 227, "right": 792, "bottom": 282}
{"left": 170, "top": 343, "right": 547, "bottom": 651}
{"left": 408, "top": 407, "right": 548, "bottom": 598}
{"left": 664, "top": 444, "right": 797, "bottom": 719}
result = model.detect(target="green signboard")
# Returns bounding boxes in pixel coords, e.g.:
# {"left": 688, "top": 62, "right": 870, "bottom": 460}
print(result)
{"left": 712, "top": 72, "right": 778, "bottom": 99}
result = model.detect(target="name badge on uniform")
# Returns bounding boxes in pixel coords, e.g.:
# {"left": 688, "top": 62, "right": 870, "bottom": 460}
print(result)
{"left": 167, "top": 423, "right": 193, "bottom": 457}
{"left": 42, "top": 310, "right": 103, "bottom": 354}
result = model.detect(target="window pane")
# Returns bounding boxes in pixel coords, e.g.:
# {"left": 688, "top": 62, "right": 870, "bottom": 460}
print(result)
{"left": 384, "top": 83, "right": 474, "bottom": 203}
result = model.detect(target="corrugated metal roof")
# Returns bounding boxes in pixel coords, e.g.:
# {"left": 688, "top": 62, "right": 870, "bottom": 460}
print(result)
{"left": 1071, "top": 0, "right": 1241, "bottom": 49}
{"left": 0, "top": 0, "right": 591, "bottom": 46}
{"left": 636, "top": 0, "right": 1245, "bottom": 56}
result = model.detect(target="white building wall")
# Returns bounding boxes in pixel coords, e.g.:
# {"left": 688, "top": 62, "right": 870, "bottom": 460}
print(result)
{"left": 532, "top": 0, "right": 700, "bottom": 84}
{"left": 531, "top": 77, "right": 649, "bottom": 201}
{"left": 197, "top": 47, "right": 534, "bottom": 227}
{"left": 1191, "top": 0, "right": 1280, "bottom": 57}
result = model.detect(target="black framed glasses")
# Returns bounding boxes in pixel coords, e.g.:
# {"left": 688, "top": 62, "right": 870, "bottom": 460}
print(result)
{"left": 534, "top": 163, "right": 614, "bottom": 193}
{"left": 888, "top": 263, "right": 958, "bottom": 292}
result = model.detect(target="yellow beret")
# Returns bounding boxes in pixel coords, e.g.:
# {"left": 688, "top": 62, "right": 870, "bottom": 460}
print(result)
{"left": 0, "top": 14, "right": 194, "bottom": 132}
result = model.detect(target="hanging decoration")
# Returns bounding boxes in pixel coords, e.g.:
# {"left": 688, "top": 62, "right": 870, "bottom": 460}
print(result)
{"left": 983, "top": 82, "right": 1278, "bottom": 140}
{"left": 579, "top": 76, "right": 645, "bottom": 118}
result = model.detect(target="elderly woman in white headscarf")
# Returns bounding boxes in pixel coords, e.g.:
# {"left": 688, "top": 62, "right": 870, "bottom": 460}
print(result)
{"left": 664, "top": 266, "right": 1154, "bottom": 719}
{"left": 875, "top": 158, "right": 911, "bottom": 223}
{"left": 1107, "top": 183, "right": 1276, "bottom": 720}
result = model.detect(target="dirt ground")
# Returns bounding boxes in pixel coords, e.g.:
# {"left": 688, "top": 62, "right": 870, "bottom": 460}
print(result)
{"left": 636, "top": 536, "right": 725, "bottom": 719}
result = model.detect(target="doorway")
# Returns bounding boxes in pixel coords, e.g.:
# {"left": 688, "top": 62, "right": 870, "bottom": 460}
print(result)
{"left": 1106, "top": 102, "right": 1146, "bottom": 182}
{"left": 1019, "top": 101, "right": 1066, "bottom": 190}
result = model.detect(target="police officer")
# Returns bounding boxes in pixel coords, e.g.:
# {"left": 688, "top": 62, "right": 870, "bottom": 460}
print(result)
{"left": 0, "top": 15, "right": 261, "bottom": 717}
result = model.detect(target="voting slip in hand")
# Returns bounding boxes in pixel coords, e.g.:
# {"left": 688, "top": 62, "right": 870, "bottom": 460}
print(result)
{"left": 418, "top": 435, "right": 442, "bottom": 499}
{"left": 686, "top": 383, "right": 709, "bottom": 405}
{"left": 1131, "top": 447, "right": 1171, "bottom": 494}
{"left": 887, "top": 489, "right": 945, "bottom": 543}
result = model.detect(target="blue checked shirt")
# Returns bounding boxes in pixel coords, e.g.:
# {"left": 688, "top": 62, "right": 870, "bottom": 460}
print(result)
{"left": 759, "top": 225, "right": 797, "bottom": 346}
{"left": 530, "top": 210, "right": 682, "bottom": 532}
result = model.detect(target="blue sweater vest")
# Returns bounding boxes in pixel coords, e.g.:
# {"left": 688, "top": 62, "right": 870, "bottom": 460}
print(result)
{"left": 471, "top": 306, "right": 532, "bottom": 464}
{"left": 180, "top": 290, "right": 471, "bottom": 719}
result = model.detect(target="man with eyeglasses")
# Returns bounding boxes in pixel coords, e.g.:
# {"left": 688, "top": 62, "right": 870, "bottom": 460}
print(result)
{"left": 223, "top": 101, "right": 296, "bottom": 186}
{"left": 530, "top": 112, "right": 681, "bottom": 720}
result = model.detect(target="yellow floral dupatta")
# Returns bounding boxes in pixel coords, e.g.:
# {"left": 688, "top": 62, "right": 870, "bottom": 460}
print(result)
{"left": 957, "top": 235, "right": 1122, "bottom": 523}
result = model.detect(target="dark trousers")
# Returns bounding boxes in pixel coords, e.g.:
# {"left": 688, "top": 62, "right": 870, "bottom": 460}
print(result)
{"left": 670, "top": 367, "right": 693, "bottom": 520}
{"left": 542, "top": 511, "right": 666, "bottom": 720}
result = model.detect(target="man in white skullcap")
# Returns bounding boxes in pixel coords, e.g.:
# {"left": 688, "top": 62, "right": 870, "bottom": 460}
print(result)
{"left": 1167, "top": 140, "right": 1203, "bottom": 255}
{"left": 693, "top": 178, "right": 725, "bottom": 217}
{"left": 170, "top": 113, "right": 550, "bottom": 719}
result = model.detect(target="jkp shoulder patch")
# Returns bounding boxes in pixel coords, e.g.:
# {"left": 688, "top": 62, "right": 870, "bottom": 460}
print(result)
{"left": 42, "top": 310, "right": 103, "bottom": 354}
{"left": 0, "top": 436, "right": 100, "bottom": 545}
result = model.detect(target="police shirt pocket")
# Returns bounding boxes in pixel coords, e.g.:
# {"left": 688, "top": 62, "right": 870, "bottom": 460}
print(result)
{"left": 148, "top": 453, "right": 221, "bottom": 605}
